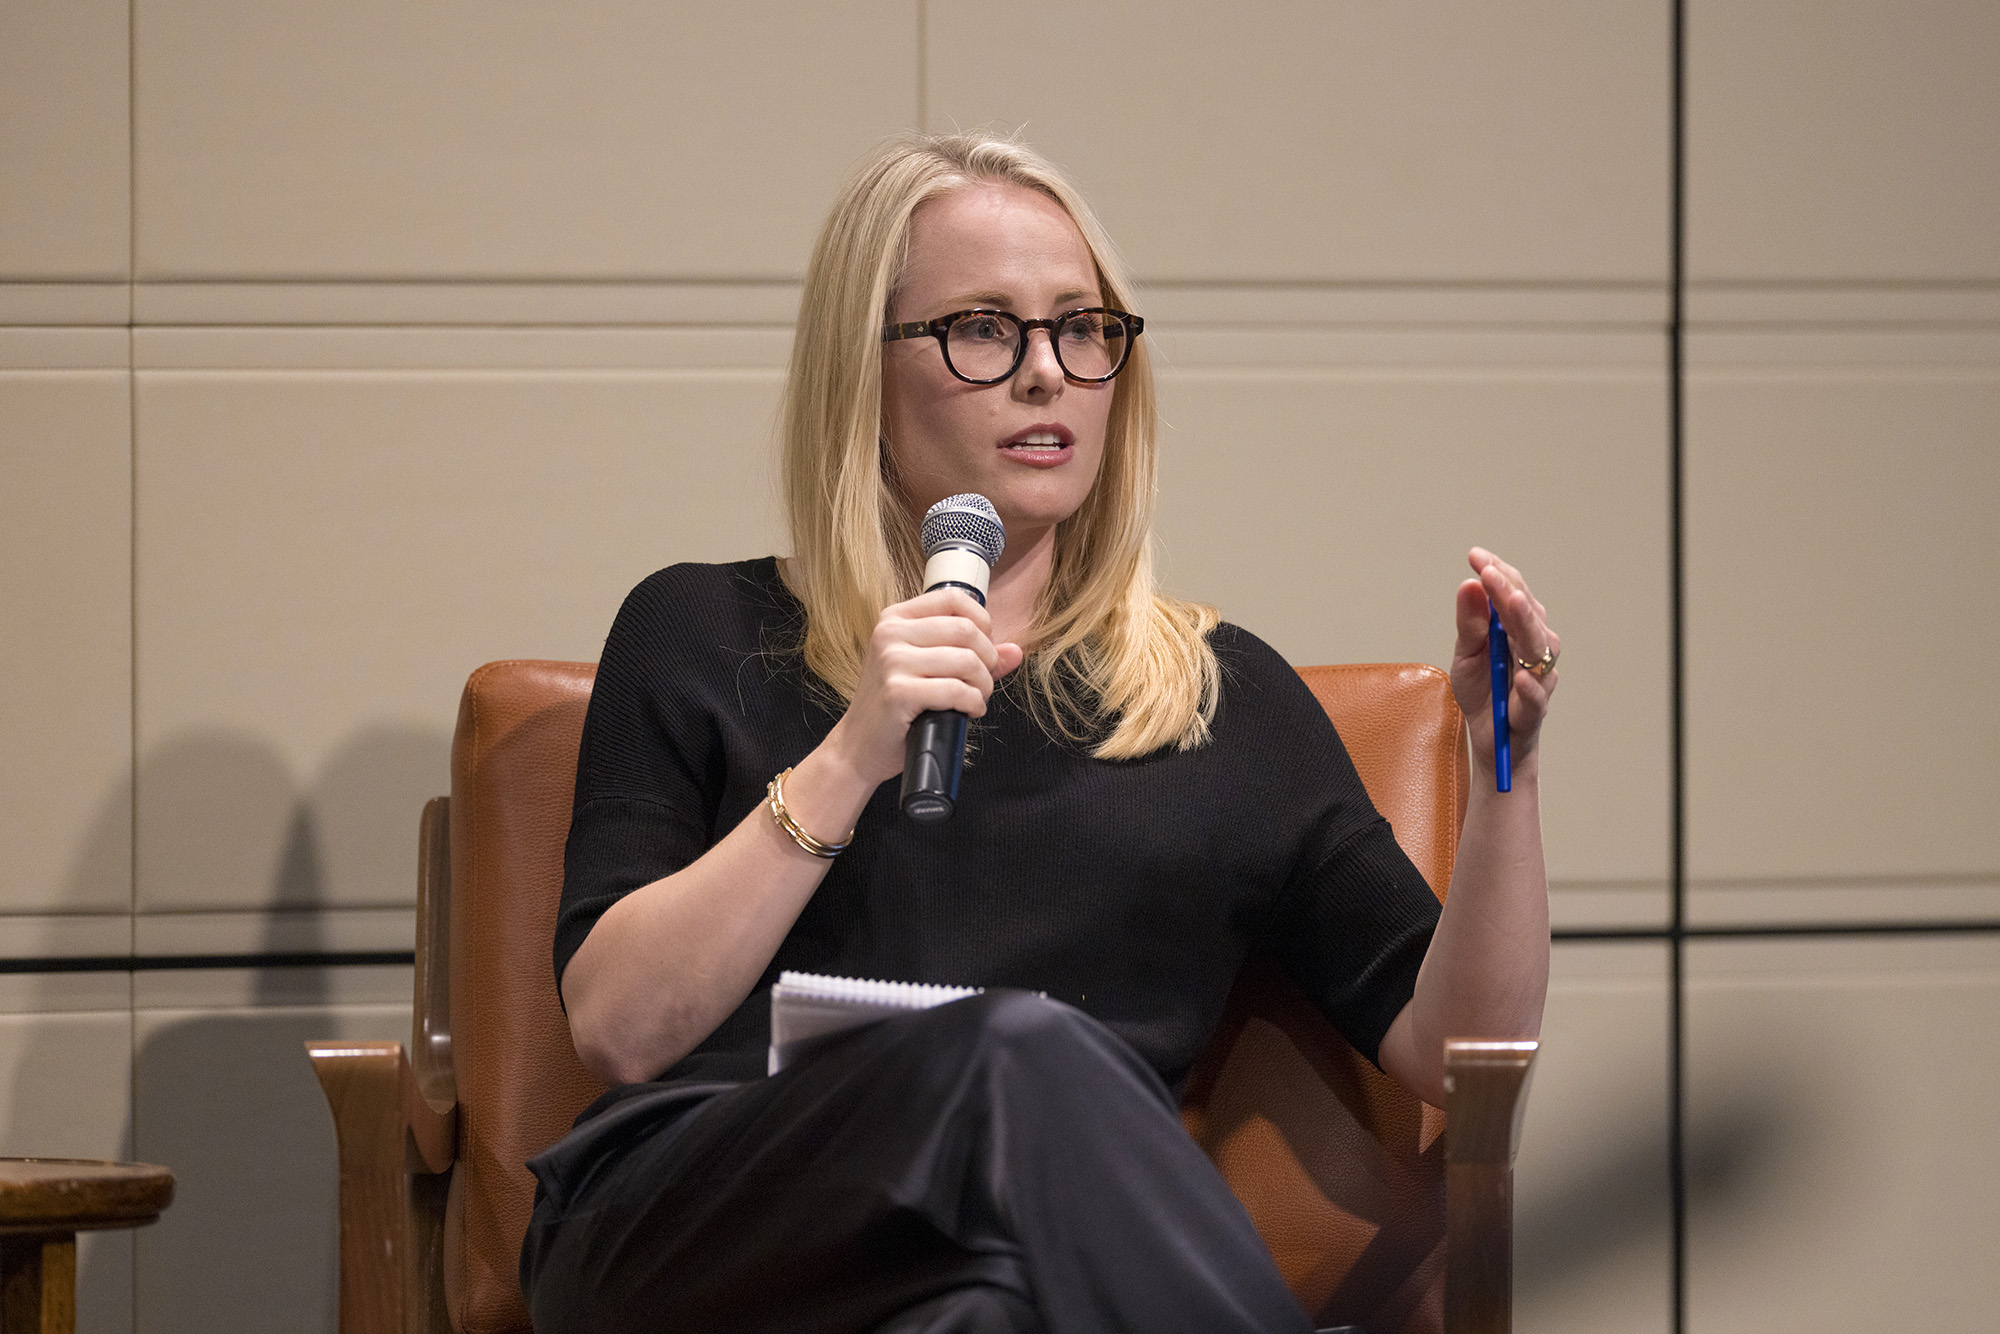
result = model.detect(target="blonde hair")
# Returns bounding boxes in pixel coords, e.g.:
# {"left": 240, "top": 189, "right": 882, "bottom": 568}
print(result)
{"left": 780, "top": 131, "right": 1220, "bottom": 760}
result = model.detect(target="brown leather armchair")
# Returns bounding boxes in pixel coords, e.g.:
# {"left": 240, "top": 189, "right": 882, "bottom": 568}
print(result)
{"left": 309, "top": 659, "right": 1535, "bottom": 1334}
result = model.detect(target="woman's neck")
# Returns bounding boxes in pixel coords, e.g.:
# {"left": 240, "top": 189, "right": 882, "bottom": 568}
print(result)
{"left": 985, "top": 521, "right": 1056, "bottom": 649}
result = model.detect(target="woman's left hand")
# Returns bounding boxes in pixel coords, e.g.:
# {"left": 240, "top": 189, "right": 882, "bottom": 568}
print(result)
{"left": 1450, "top": 547, "right": 1560, "bottom": 773}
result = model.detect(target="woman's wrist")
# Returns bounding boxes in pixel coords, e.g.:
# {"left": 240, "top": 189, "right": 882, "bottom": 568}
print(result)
{"left": 777, "top": 733, "right": 879, "bottom": 851}
{"left": 1472, "top": 742, "right": 1540, "bottom": 792}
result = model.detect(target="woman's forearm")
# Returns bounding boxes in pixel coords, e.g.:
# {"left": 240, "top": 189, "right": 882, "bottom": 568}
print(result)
{"left": 1377, "top": 751, "right": 1551, "bottom": 1107}
{"left": 560, "top": 742, "right": 879, "bottom": 1085}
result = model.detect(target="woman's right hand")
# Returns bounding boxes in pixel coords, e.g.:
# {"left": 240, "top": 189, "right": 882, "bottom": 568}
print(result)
{"left": 821, "top": 588, "right": 1025, "bottom": 786}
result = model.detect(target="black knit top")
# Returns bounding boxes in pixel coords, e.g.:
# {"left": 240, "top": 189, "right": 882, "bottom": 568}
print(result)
{"left": 557, "top": 558, "right": 1441, "bottom": 1090}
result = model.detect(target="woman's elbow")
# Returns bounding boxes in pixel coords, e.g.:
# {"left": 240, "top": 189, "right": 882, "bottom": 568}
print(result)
{"left": 564, "top": 971, "right": 668, "bottom": 1086}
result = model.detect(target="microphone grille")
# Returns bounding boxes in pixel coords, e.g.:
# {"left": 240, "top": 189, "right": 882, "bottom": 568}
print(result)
{"left": 921, "top": 493, "right": 1006, "bottom": 566}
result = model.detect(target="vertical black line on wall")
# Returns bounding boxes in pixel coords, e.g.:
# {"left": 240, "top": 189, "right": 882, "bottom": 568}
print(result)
{"left": 1667, "top": 0, "right": 1689, "bottom": 1330}
{"left": 127, "top": 10, "right": 144, "bottom": 1330}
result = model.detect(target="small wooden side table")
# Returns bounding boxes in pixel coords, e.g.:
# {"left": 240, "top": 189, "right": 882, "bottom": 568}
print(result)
{"left": 0, "top": 1159, "right": 174, "bottom": 1334}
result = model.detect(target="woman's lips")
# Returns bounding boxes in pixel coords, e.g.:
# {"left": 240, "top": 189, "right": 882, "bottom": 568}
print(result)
{"left": 999, "top": 424, "right": 1075, "bottom": 466}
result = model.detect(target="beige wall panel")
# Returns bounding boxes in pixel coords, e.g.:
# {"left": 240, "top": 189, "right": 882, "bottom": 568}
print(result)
{"left": 134, "top": 907, "right": 416, "bottom": 958}
{"left": 134, "top": 365, "right": 784, "bottom": 911}
{"left": 133, "top": 1, "right": 916, "bottom": 283}
{"left": 133, "top": 999, "right": 406, "bottom": 1334}
{"left": 0, "top": 917, "right": 132, "bottom": 966}
{"left": 1686, "top": 935, "right": 2000, "bottom": 1331}
{"left": 0, "top": 1008, "right": 135, "bottom": 1334}
{"left": 0, "top": 0, "right": 130, "bottom": 280}
{"left": 1686, "top": 362, "right": 2000, "bottom": 891}
{"left": 1152, "top": 363, "right": 1669, "bottom": 895}
{"left": 132, "top": 963, "right": 409, "bottom": 1012}
{"left": 0, "top": 1010, "right": 131, "bottom": 1157}
{"left": 928, "top": 0, "right": 1669, "bottom": 282}
{"left": 0, "top": 371, "right": 132, "bottom": 917}
{"left": 1514, "top": 942, "right": 1671, "bottom": 1334}
{"left": 1688, "top": 0, "right": 2000, "bottom": 282}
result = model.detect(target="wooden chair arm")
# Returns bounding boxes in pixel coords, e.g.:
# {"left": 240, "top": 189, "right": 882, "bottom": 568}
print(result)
{"left": 412, "top": 797, "right": 456, "bottom": 1108}
{"left": 1443, "top": 1038, "right": 1538, "bottom": 1334}
{"left": 307, "top": 1040, "right": 456, "bottom": 1334}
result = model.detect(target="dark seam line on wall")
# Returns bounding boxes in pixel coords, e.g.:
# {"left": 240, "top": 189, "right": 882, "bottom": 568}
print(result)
{"left": 0, "top": 951, "right": 416, "bottom": 975}
{"left": 7, "top": 921, "right": 1998, "bottom": 977}
{"left": 1554, "top": 921, "right": 2000, "bottom": 942}
{"left": 1667, "top": 0, "right": 1689, "bottom": 1328}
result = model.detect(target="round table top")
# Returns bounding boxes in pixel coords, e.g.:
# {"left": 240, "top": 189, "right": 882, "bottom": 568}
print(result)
{"left": 0, "top": 1158, "right": 175, "bottom": 1234}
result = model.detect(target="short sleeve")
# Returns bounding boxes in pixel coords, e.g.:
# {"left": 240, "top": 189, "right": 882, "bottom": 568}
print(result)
{"left": 553, "top": 567, "right": 737, "bottom": 988}
{"left": 1261, "top": 818, "right": 1440, "bottom": 1067}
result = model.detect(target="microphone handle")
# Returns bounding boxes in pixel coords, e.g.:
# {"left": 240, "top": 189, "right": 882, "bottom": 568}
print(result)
{"left": 898, "top": 567, "right": 986, "bottom": 823}
{"left": 900, "top": 552, "right": 992, "bottom": 824}
{"left": 900, "top": 709, "right": 968, "bottom": 822}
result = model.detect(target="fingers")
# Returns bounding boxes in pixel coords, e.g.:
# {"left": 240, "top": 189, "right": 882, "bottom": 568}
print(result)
{"left": 1453, "top": 548, "right": 1561, "bottom": 768}
{"left": 1468, "top": 546, "right": 1559, "bottom": 673}
{"left": 882, "top": 588, "right": 1002, "bottom": 666}
{"left": 870, "top": 588, "right": 1012, "bottom": 717}
{"left": 870, "top": 636, "right": 997, "bottom": 717}
{"left": 1453, "top": 578, "right": 1493, "bottom": 659}
{"left": 1505, "top": 664, "right": 1558, "bottom": 755}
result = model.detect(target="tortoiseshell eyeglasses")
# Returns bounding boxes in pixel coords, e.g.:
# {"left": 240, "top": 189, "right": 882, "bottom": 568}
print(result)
{"left": 881, "top": 307, "right": 1144, "bottom": 385}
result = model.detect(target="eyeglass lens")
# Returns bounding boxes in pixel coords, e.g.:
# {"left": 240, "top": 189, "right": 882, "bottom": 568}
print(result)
{"left": 944, "top": 310, "right": 1131, "bottom": 382}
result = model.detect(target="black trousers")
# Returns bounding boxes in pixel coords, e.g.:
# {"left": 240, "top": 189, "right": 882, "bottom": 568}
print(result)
{"left": 521, "top": 991, "right": 1316, "bottom": 1334}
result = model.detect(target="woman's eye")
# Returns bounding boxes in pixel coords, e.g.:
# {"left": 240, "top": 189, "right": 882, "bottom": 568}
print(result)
{"left": 1061, "top": 315, "right": 1103, "bottom": 342}
{"left": 963, "top": 317, "right": 1005, "bottom": 341}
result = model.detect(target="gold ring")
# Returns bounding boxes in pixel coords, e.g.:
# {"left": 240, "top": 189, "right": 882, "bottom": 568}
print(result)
{"left": 1515, "top": 646, "right": 1558, "bottom": 680}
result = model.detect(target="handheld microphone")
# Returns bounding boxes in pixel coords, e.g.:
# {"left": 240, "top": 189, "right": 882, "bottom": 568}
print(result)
{"left": 900, "top": 493, "right": 1006, "bottom": 823}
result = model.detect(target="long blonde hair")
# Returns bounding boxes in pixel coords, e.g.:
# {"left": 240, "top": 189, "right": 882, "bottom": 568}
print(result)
{"left": 780, "top": 131, "right": 1219, "bottom": 760}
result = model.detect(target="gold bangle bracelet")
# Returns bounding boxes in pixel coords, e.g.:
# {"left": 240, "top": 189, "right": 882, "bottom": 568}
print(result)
{"left": 766, "top": 767, "right": 853, "bottom": 859}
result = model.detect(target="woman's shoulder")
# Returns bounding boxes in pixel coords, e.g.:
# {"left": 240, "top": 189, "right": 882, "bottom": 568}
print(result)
{"left": 615, "top": 556, "right": 794, "bottom": 631}
{"left": 1203, "top": 620, "right": 1341, "bottom": 733}
{"left": 1207, "top": 619, "right": 1298, "bottom": 686}
{"left": 601, "top": 556, "right": 800, "bottom": 667}
{"left": 623, "top": 555, "right": 787, "bottom": 612}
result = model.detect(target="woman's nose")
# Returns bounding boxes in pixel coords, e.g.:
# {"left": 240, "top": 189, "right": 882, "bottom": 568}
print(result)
{"left": 1012, "top": 328, "right": 1065, "bottom": 397}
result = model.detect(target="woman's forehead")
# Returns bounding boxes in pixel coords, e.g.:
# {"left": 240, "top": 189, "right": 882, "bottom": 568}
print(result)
{"left": 900, "top": 182, "right": 1100, "bottom": 309}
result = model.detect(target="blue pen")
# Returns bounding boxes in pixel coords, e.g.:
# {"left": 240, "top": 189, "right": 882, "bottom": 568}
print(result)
{"left": 1489, "top": 604, "right": 1511, "bottom": 792}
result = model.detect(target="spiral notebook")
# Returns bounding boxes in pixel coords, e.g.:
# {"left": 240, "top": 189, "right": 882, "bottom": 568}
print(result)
{"left": 767, "top": 970, "right": 983, "bottom": 1074}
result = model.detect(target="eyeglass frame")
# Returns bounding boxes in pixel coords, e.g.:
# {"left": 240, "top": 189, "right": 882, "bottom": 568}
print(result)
{"left": 880, "top": 307, "right": 1146, "bottom": 386}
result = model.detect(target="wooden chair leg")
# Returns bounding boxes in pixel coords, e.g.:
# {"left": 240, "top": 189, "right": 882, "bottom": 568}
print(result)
{"left": 0, "top": 1233, "right": 75, "bottom": 1334}
{"left": 1443, "top": 1039, "right": 1538, "bottom": 1334}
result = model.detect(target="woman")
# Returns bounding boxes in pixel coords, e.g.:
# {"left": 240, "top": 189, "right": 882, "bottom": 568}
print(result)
{"left": 523, "top": 133, "right": 1558, "bottom": 1334}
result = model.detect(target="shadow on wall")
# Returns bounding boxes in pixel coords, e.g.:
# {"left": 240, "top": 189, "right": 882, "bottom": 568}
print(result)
{"left": 20, "top": 723, "right": 447, "bottom": 1334}
{"left": 1515, "top": 1066, "right": 1816, "bottom": 1311}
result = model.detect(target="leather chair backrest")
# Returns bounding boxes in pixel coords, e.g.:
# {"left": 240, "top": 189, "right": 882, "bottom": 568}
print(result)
{"left": 444, "top": 661, "right": 606, "bottom": 1334}
{"left": 441, "top": 658, "right": 1464, "bottom": 1334}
